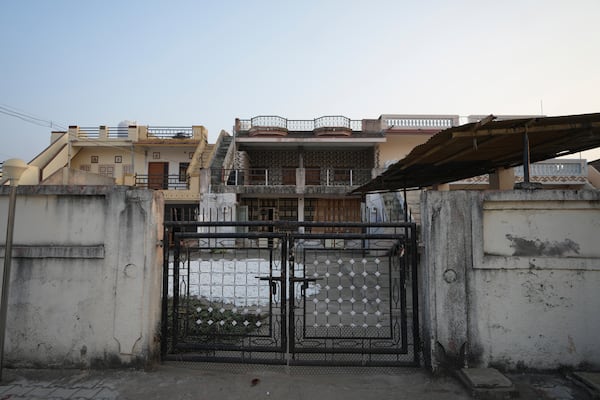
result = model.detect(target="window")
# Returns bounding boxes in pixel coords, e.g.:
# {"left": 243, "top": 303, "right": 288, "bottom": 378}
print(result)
{"left": 282, "top": 167, "right": 296, "bottom": 185}
{"left": 114, "top": 155, "right": 122, "bottom": 163}
{"left": 91, "top": 155, "right": 99, "bottom": 164}
{"left": 98, "top": 165, "right": 115, "bottom": 177}
{"left": 79, "top": 164, "right": 91, "bottom": 172}
{"left": 305, "top": 167, "right": 321, "bottom": 185}
{"left": 333, "top": 168, "right": 351, "bottom": 185}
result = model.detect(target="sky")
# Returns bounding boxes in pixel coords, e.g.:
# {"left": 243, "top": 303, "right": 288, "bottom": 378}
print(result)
{"left": 1, "top": 0, "right": 600, "bottom": 162}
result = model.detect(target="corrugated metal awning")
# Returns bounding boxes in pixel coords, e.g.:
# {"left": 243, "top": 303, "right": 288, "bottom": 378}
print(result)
{"left": 352, "top": 113, "right": 600, "bottom": 193}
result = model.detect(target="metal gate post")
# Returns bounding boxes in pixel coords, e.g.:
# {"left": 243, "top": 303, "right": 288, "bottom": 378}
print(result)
{"left": 410, "top": 223, "right": 420, "bottom": 365}
{"left": 171, "top": 232, "right": 181, "bottom": 352}
{"left": 286, "top": 234, "right": 295, "bottom": 363}
{"left": 160, "top": 225, "right": 170, "bottom": 360}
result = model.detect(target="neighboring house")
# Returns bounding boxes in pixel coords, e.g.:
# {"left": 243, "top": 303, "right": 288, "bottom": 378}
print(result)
{"left": 450, "top": 158, "right": 593, "bottom": 190}
{"left": 354, "top": 113, "right": 600, "bottom": 195}
{"left": 20, "top": 123, "right": 214, "bottom": 222}
{"left": 201, "top": 115, "right": 457, "bottom": 228}
{"left": 447, "top": 115, "right": 597, "bottom": 191}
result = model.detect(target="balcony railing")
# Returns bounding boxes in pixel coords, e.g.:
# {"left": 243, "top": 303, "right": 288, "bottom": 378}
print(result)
{"left": 213, "top": 168, "right": 372, "bottom": 187}
{"left": 238, "top": 116, "right": 362, "bottom": 132}
{"left": 135, "top": 174, "right": 189, "bottom": 190}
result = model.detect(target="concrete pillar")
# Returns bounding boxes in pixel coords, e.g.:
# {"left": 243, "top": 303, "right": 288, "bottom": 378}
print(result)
{"left": 433, "top": 183, "right": 450, "bottom": 191}
{"left": 421, "top": 191, "right": 477, "bottom": 370}
{"left": 128, "top": 125, "right": 139, "bottom": 141}
{"left": 199, "top": 168, "right": 211, "bottom": 194}
{"left": 68, "top": 126, "right": 79, "bottom": 138}
{"left": 296, "top": 168, "right": 305, "bottom": 193}
{"left": 138, "top": 126, "right": 148, "bottom": 140}
{"left": 489, "top": 168, "right": 515, "bottom": 190}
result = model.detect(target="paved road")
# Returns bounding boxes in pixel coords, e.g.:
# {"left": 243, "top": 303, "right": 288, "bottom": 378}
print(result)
{"left": 0, "top": 363, "right": 596, "bottom": 400}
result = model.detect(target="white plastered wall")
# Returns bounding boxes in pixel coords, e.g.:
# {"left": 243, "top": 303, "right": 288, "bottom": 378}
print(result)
{"left": 421, "top": 190, "right": 600, "bottom": 371}
{"left": 0, "top": 186, "right": 164, "bottom": 368}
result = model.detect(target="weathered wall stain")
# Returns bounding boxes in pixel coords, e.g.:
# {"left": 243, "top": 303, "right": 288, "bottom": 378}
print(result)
{"left": 505, "top": 234, "right": 580, "bottom": 257}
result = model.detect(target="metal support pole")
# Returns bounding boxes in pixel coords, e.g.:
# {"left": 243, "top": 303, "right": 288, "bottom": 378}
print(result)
{"left": 403, "top": 187, "right": 409, "bottom": 222}
{"left": 523, "top": 128, "right": 531, "bottom": 183}
{"left": 0, "top": 183, "right": 18, "bottom": 380}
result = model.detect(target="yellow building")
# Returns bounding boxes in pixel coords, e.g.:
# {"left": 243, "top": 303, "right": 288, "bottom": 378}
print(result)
{"left": 21, "top": 123, "right": 214, "bottom": 221}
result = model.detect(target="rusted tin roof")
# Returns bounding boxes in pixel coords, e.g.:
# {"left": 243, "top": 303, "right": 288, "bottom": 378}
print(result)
{"left": 353, "top": 113, "right": 600, "bottom": 192}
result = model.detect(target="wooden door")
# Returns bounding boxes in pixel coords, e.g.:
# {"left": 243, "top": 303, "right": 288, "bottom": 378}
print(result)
{"left": 148, "top": 162, "right": 168, "bottom": 189}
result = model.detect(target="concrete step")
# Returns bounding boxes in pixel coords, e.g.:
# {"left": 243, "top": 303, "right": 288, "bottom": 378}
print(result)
{"left": 571, "top": 372, "right": 600, "bottom": 399}
{"left": 457, "top": 368, "right": 517, "bottom": 399}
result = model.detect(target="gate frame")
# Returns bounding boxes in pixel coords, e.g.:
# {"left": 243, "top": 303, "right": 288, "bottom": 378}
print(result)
{"left": 161, "top": 221, "right": 420, "bottom": 366}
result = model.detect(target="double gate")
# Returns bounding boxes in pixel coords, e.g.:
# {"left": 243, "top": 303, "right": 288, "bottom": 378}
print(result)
{"left": 162, "top": 221, "right": 419, "bottom": 366}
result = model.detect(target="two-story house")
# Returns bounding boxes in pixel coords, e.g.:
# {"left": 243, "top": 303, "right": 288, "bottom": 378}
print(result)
{"left": 19, "top": 122, "right": 214, "bottom": 225}
{"left": 200, "top": 115, "right": 458, "bottom": 229}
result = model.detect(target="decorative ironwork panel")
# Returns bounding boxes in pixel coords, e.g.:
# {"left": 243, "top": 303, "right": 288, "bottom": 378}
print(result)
{"left": 314, "top": 116, "right": 351, "bottom": 129}
{"left": 288, "top": 240, "right": 413, "bottom": 366}
{"left": 165, "top": 237, "right": 287, "bottom": 363}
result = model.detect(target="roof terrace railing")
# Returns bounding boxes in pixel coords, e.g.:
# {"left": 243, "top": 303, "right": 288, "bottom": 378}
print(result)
{"left": 73, "top": 126, "right": 195, "bottom": 140}
{"left": 514, "top": 159, "right": 587, "bottom": 177}
{"left": 383, "top": 116, "right": 456, "bottom": 129}
{"left": 239, "top": 116, "right": 362, "bottom": 132}
{"left": 238, "top": 115, "right": 457, "bottom": 132}
{"left": 147, "top": 127, "right": 193, "bottom": 139}
{"left": 77, "top": 126, "right": 129, "bottom": 139}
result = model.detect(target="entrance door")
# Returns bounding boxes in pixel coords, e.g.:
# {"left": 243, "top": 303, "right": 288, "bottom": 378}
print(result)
{"left": 148, "top": 162, "right": 168, "bottom": 189}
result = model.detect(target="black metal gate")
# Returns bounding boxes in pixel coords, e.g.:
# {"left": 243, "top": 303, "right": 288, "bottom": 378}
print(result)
{"left": 162, "top": 221, "right": 419, "bottom": 366}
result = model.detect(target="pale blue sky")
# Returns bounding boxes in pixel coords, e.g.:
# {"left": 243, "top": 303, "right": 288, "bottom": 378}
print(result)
{"left": 2, "top": 0, "right": 600, "bottom": 162}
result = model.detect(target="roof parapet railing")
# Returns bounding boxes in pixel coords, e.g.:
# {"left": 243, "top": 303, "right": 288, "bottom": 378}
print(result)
{"left": 239, "top": 116, "right": 362, "bottom": 132}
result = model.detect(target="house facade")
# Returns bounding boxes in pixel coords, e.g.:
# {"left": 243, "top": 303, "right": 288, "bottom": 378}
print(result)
{"left": 6, "top": 114, "right": 597, "bottom": 227}
{"left": 200, "top": 115, "right": 457, "bottom": 227}
{"left": 20, "top": 123, "right": 214, "bottom": 223}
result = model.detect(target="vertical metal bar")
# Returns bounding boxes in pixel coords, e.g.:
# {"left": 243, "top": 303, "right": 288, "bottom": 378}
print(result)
{"left": 398, "top": 241, "right": 408, "bottom": 352}
{"left": 286, "top": 235, "right": 294, "bottom": 364}
{"left": 172, "top": 232, "right": 181, "bottom": 351}
{"left": 410, "top": 223, "right": 420, "bottom": 366}
{"left": 0, "top": 184, "right": 18, "bottom": 380}
{"left": 350, "top": 169, "right": 353, "bottom": 186}
{"left": 160, "top": 225, "right": 169, "bottom": 360}
{"left": 280, "top": 235, "right": 288, "bottom": 361}
{"left": 523, "top": 128, "right": 531, "bottom": 183}
{"left": 403, "top": 187, "right": 409, "bottom": 222}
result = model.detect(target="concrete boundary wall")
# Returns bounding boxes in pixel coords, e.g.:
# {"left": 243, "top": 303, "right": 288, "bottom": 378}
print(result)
{"left": 421, "top": 190, "right": 600, "bottom": 371}
{"left": 0, "top": 186, "right": 163, "bottom": 368}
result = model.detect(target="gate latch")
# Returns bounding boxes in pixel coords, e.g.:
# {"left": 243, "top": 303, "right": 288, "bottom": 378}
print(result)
{"left": 290, "top": 277, "right": 320, "bottom": 297}
{"left": 256, "top": 276, "right": 280, "bottom": 296}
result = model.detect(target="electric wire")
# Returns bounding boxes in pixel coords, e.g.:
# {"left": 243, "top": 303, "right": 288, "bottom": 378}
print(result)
{"left": 0, "top": 103, "right": 206, "bottom": 167}
{"left": 0, "top": 104, "right": 67, "bottom": 130}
